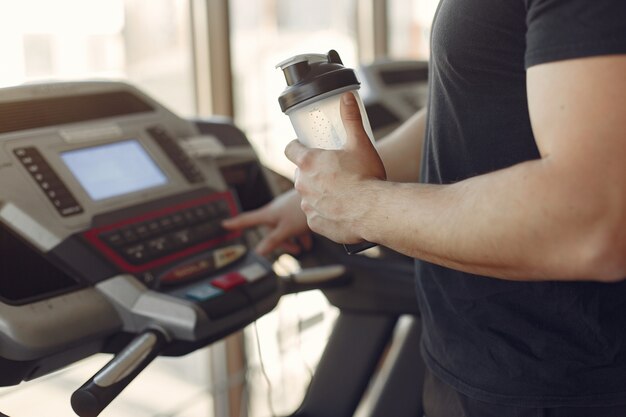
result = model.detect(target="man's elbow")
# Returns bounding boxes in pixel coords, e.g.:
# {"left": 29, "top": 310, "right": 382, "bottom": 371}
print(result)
{"left": 579, "top": 228, "right": 626, "bottom": 283}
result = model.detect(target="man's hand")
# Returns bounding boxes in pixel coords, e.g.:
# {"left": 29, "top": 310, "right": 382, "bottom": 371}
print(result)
{"left": 222, "top": 189, "right": 312, "bottom": 256}
{"left": 285, "top": 92, "right": 387, "bottom": 244}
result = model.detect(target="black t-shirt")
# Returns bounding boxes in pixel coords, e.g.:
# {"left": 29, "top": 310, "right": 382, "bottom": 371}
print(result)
{"left": 418, "top": 0, "right": 626, "bottom": 408}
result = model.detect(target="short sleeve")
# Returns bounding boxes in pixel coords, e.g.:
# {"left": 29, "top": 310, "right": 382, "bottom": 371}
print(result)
{"left": 524, "top": 0, "right": 626, "bottom": 68}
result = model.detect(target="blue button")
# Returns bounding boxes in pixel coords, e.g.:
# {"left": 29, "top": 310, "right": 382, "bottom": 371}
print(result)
{"left": 185, "top": 285, "right": 223, "bottom": 301}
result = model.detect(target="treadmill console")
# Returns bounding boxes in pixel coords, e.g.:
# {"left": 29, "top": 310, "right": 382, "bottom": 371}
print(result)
{"left": 0, "top": 81, "right": 280, "bottom": 395}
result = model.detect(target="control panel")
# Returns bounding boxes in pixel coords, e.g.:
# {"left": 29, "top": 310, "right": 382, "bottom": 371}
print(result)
{"left": 13, "top": 146, "right": 84, "bottom": 217}
{"left": 84, "top": 191, "right": 240, "bottom": 273}
{"left": 0, "top": 81, "right": 281, "bottom": 402}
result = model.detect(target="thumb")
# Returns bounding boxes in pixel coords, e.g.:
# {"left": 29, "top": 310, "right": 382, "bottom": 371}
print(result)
{"left": 340, "top": 92, "right": 370, "bottom": 150}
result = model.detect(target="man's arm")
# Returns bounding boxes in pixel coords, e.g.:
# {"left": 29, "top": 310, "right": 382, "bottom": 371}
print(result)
{"left": 288, "top": 55, "right": 626, "bottom": 282}
{"left": 222, "top": 107, "right": 426, "bottom": 255}
{"left": 375, "top": 107, "right": 426, "bottom": 182}
{"left": 363, "top": 55, "right": 626, "bottom": 282}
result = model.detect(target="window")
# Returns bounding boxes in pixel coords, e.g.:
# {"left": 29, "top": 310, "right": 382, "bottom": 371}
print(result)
{"left": 230, "top": 0, "right": 358, "bottom": 178}
{"left": 0, "top": 0, "right": 195, "bottom": 116}
{"left": 388, "top": 0, "right": 440, "bottom": 60}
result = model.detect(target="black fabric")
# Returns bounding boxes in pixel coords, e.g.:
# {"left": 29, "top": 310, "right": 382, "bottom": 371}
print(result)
{"left": 423, "top": 367, "right": 626, "bottom": 417}
{"left": 418, "top": 0, "right": 626, "bottom": 408}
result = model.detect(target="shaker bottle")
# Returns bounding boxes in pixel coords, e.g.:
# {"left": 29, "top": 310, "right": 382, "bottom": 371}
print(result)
{"left": 276, "top": 49, "right": 377, "bottom": 254}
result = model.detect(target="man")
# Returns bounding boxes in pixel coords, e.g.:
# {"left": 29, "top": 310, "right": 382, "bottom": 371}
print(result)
{"left": 224, "top": 0, "right": 626, "bottom": 415}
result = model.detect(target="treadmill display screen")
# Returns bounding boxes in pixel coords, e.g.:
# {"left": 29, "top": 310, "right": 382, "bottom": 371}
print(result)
{"left": 61, "top": 140, "right": 168, "bottom": 201}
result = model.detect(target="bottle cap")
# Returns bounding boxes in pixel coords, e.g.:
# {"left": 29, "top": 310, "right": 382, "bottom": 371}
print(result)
{"left": 276, "top": 50, "right": 359, "bottom": 113}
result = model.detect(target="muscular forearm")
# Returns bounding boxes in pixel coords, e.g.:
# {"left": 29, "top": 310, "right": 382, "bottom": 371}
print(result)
{"left": 359, "top": 157, "right": 626, "bottom": 282}
{"left": 286, "top": 57, "right": 626, "bottom": 283}
{"left": 375, "top": 107, "right": 426, "bottom": 182}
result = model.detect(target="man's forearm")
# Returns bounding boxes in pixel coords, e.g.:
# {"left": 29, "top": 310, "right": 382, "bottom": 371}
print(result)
{"left": 375, "top": 107, "right": 427, "bottom": 182}
{"left": 359, "top": 157, "right": 626, "bottom": 282}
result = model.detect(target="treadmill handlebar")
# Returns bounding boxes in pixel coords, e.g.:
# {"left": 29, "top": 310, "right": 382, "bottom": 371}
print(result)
{"left": 69, "top": 266, "right": 349, "bottom": 417}
{"left": 71, "top": 328, "right": 169, "bottom": 417}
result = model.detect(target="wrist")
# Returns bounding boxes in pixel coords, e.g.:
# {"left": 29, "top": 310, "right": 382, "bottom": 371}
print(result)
{"left": 352, "top": 179, "right": 387, "bottom": 243}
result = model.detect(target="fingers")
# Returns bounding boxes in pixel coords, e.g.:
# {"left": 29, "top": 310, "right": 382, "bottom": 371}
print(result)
{"left": 222, "top": 208, "right": 269, "bottom": 230}
{"left": 275, "top": 233, "right": 313, "bottom": 256}
{"left": 285, "top": 139, "right": 310, "bottom": 166}
{"left": 255, "top": 226, "right": 291, "bottom": 256}
{"left": 298, "top": 233, "right": 313, "bottom": 251}
{"left": 340, "top": 92, "right": 369, "bottom": 150}
{"left": 279, "top": 240, "right": 303, "bottom": 255}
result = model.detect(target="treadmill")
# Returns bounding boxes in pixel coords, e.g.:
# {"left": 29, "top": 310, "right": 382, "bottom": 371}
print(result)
{"left": 0, "top": 79, "right": 425, "bottom": 417}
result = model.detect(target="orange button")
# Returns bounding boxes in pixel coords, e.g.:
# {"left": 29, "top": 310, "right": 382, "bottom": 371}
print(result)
{"left": 161, "top": 258, "right": 214, "bottom": 283}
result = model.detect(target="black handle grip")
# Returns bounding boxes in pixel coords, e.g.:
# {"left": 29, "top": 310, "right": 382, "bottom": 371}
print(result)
{"left": 71, "top": 329, "right": 168, "bottom": 417}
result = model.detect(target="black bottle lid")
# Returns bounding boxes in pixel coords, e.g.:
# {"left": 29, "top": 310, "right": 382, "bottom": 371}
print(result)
{"left": 276, "top": 50, "right": 360, "bottom": 113}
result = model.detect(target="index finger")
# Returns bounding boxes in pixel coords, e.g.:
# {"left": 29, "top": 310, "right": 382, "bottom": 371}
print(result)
{"left": 222, "top": 208, "right": 271, "bottom": 230}
{"left": 285, "top": 139, "right": 309, "bottom": 167}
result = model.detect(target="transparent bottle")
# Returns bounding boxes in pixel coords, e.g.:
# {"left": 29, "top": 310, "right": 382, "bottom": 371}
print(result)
{"left": 277, "top": 50, "right": 376, "bottom": 149}
{"left": 277, "top": 50, "right": 377, "bottom": 254}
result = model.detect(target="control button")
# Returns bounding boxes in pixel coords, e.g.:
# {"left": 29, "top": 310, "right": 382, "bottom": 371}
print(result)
{"left": 171, "top": 213, "right": 186, "bottom": 226}
{"left": 146, "top": 236, "right": 172, "bottom": 255}
{"left": 216, "top": 200, "right": 231, "bottom": 215}
{"left": 171, "top": 228, "right": 192, "bottom": 246}
{"left": 191, "top": 222, "right": 220, "bottom": 241}
{"left": 193, "top": 206, "right": 209, "bottom": 220}
{"left": 134, "top": 224, "right": 151, "bottom": 238}
{"left": 39, "top": 179, "right": 64, "bottom": 191}
{"left": 213, "top": 245, "right": 247, "bottom": 269}
{"left": 185, "top": 285, "right": 223, "bottom": 302}
{"left": 183, "top": 210, "right": 198, "bottom": 224}
{"left": 123, "top": 244, "right": 147, "bottom": 263}
{"left": 121, "top": 228, "right": 140, "bottom": 243}
{"left": 144, "top": 236, "right": 176, "bottom": 259}
{"left": 59, "top": 205, "right": 84, "bottom": 217}
{"left": 19, "top": 155, "right": 43, "bottom": 165}
{"left": 159, "top": 217, "right": 174, "bottom": 230}
{"left": 147, "top": 221, "right": 161, "bottom": 233}
{"left": 45, "top": 188, "right": 71, "bottom": 200}
{"left": 27, "top": 164, "right": 42, "bottom": 174}
{"left": 211, "top": 272, "right": 246, "bottom": 291}
{"left": 161, "top": 257, "right": 215, "bottom": 284}
{"left": 27, "top": 164, "right": 55, "bottom": 176}
{"left": 204, "top": 204, "right": 218, "bottom": 218}
{"left": 239, "top": 262, "right": 269, "bottom": 283}
{"left": 14, "top": 148, "right": 29, "bottom": 157}
{"left": 51, "top": 196, "right": 78, "bottom": 209}
{"left": 101, "top": 231, "right": 125, "bottom": 247}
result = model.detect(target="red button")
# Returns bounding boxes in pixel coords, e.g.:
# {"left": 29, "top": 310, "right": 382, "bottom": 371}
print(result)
{"left": 211, "top": 272, "right": 246, "bottom": 290}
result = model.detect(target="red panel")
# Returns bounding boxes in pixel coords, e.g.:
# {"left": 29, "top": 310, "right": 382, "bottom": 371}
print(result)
{"left": 82, "top": 191, "right": 242, "bottom": 274}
